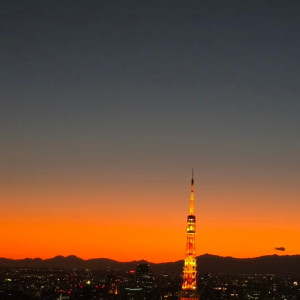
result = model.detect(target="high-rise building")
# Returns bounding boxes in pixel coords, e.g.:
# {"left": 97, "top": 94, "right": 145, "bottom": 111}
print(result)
{"left": 179, "top": 171, "right": 199, "bottom": 300}
{"left": 136, "top": 264, "right": 155, "bottom": 292}
{"left": 136, "top": 264, "right": 156, "bottom": 299}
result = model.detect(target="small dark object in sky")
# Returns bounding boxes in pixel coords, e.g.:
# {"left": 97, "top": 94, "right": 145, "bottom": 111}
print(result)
{"left": 275, "top": 247, "right": 285, "bottom": 251}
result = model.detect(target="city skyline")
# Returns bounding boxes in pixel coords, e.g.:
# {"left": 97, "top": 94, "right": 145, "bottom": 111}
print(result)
{"left": 1, "top": 1, "right": 300, "bottom": 262}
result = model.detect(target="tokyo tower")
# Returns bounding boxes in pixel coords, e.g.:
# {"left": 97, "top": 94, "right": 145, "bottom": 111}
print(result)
{"left": 179, "top": 170, "right": 199, "bottom": 300}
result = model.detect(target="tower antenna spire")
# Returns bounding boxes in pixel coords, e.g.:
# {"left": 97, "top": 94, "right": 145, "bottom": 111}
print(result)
{"left": 189, "top": 169, "right": 194, "bottom": 215}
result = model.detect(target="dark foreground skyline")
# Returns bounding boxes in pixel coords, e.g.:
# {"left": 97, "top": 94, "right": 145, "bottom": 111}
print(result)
{"left": 0, "top": 264, "right": 299, "bottom": 299}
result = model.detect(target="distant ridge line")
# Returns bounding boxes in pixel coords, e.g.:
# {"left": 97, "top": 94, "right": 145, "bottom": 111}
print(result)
{"left": 0, "top": 254, "right": 299, "bottom": 276}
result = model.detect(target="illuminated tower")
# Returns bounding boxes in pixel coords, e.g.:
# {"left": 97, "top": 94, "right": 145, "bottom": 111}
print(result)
{"left": 179, "top": 170, "right": 199, "bottom": 300}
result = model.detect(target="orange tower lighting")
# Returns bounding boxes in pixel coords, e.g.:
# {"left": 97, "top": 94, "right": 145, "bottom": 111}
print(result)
{"left": 179, "top": 170, "right": 199, "bottom": 300}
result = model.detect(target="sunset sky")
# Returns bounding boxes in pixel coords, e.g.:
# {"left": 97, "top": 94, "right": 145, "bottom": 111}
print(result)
{"left": 1, "top": 1, "right": 300, "bottom": 262}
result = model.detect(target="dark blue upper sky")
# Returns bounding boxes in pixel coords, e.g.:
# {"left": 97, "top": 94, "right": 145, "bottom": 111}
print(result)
{"left": 1, "top": 0, "right": 299, "bottom": 207}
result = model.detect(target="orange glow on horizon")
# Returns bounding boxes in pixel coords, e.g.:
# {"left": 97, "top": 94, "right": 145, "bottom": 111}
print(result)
{"left": 1, "top": 209, "right": 299, "bottom": 263}
{"left": 1, "top": 180, "right": 299, "bottom": 263}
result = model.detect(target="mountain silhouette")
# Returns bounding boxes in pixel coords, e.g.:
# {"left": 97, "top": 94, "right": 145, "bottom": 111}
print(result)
{"left": 0, "top": 254, "right": 299, "bottom": 276}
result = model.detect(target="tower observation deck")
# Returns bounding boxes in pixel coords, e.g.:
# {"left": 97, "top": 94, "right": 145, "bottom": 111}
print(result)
{"left": 179, "top": 170, "right": 199, "bottom": 300}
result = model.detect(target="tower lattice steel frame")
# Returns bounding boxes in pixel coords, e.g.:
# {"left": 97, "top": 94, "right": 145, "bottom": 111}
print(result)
{"left": 180, "top": 170, "right": 199, "bottom": 299}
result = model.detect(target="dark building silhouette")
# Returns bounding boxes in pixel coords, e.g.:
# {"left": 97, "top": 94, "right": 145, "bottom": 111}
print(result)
{"left": 136, "top": 264, "right": 156, "bottom": 299}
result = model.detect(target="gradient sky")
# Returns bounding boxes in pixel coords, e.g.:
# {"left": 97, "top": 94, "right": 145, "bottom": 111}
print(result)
{"left": 1, "top": 0, "right": 300, "bottom": 262}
